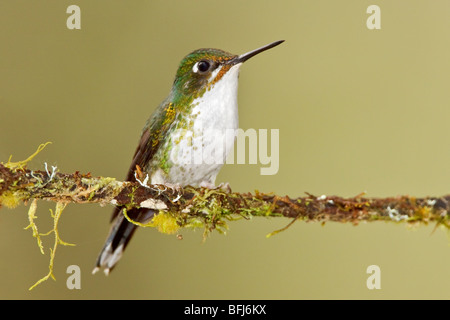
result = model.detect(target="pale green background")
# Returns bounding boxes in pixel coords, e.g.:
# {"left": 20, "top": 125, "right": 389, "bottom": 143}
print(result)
{"left": 1, "top": 0, "right": 450, "bottom": 299}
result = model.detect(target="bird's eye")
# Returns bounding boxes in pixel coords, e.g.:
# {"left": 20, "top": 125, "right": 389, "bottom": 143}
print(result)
{"left": 198, "top": 60, "right": 210, "bottom": 72}
{"left": 193, "top": 60, "right": 211, "bottom": 73}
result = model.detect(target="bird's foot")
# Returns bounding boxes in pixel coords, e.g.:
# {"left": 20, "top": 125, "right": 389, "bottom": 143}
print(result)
{"left": 161, "top": 182, "right": 182, "bottom": 193}
{"left": 199, "top": 181, "right": 232, "bottom": 193}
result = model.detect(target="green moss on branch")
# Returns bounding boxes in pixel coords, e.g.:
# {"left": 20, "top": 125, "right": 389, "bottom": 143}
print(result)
{"left": 1, "top": 162, "right": 450, "bottom": 236}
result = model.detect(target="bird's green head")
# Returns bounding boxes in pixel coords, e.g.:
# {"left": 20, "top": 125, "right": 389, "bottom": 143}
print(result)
{"left": 172, "top": 48, "right": 236, "bottom": 99}
{"left": 171, "top": 40, "right": 285, "bottom": 101}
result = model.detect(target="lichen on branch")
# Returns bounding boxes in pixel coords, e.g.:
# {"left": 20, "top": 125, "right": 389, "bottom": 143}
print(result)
{"left": 2, "top": 144, "right": 450, "bottom": 290}
{"left": 27, "top": 201, "right": 75, "bottom": 291}
{"left": 1, "top": 159, "right": 450, "bottom": 233}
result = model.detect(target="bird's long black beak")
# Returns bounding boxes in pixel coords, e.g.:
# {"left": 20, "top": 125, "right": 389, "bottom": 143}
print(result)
{"left": 230, "top": 40, "right": 284, "bottom": 65}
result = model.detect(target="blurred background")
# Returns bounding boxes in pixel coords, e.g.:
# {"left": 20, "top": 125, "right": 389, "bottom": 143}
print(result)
{"left": 1, "top": 0, "right": 450, "bottom": 299}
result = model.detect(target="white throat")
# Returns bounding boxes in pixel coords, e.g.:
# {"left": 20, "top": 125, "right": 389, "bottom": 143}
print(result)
{"left": 151, "top": 63, "right": 242, "bottom": 186}
{"left": 194, "top": 63, "right": 241, "bottom": 132}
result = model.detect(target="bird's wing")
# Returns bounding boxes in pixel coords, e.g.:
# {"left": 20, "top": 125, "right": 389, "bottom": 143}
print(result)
{"left": 110, "top": 100, "right": 177, "bottom": 221}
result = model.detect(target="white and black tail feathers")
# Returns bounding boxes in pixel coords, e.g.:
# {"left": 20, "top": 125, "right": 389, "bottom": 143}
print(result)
{"left": 93, "top": 207, "right": 154, "bottom": 275}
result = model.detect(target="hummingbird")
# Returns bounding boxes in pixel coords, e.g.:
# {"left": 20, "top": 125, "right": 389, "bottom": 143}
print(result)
{"left": 93, "top": 40, "right": 284, "bottom": 275}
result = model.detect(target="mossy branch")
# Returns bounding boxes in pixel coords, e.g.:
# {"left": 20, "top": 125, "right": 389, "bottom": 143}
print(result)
{"left": 2, "top": 161, "right": 450, "bottom": 235}
{"left": 2, "top": 144, "right": 450, "bottom": 290}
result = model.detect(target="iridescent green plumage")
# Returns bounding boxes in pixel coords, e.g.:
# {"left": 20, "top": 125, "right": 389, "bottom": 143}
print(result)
{"left": 172, "top": 48, "right": 236, "bottom": 100}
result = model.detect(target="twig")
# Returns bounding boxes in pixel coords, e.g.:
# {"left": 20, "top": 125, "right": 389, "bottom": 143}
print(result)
{"left": 1, "top": 163, "right": 450, "bottom": 232}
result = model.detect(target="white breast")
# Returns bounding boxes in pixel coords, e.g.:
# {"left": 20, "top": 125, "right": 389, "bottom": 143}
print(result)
{"left": 151, "top": 63, "right": 241, "bottom": 186}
